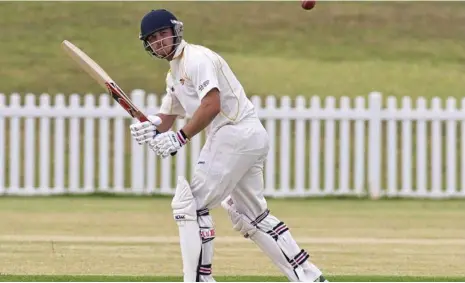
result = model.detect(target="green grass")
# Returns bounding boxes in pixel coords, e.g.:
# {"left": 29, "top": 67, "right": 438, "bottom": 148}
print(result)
{"left": 1, "top": 275, "right": 465, "bottom": 282}
{"left": 0, "top": 1, "right": 464, "bottom": 98}
{"left": 1, "top": 198, "right": 464, "bottom": 278}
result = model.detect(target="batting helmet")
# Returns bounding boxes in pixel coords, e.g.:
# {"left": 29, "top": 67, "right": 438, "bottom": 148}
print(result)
{"left": 139, "top": 9, "right": 184, "bottom": 58}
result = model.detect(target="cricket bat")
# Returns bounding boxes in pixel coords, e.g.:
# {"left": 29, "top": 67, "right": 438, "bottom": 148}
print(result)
{"left": 61, "top": 40, "right": 176, "bottom": 156}
{"left": 61, "top": 40, "right": 150, "bottom": 122}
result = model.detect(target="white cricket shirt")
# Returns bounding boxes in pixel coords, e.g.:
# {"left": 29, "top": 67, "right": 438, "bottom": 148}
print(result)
{"left": 159, "top": 40, "right": 257, "bottom": 136}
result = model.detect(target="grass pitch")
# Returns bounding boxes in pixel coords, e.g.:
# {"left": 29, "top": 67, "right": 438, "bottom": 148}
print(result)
{"left": 1, "top": 275, "right": 465, "bottom": 282}
{"left": 0, "top": 197, "right": 464, "bottom": 281}
{"left": 0, "top": 1, "right": 464, "bottom": 98}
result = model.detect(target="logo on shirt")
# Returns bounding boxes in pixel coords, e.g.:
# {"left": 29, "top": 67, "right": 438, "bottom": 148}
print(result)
{"left": 198, "top": 80, "right": 210, "bottom": 92}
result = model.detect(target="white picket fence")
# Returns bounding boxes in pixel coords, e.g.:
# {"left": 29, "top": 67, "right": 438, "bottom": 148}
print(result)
{"left": 1, "top": 89, "right": 465, "bottom": 199}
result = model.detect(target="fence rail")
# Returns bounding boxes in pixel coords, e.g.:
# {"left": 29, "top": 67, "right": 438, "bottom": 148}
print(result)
{"left": 1, "top": 89, "right": 465, "bottom": 199}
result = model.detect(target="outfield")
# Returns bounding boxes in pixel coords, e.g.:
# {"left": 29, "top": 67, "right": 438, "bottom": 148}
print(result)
{"left": 0, "top": 2, "right": 464, "bottom": 99}
{"left": 1, "top": 197, "right": 464, "bottom": 281}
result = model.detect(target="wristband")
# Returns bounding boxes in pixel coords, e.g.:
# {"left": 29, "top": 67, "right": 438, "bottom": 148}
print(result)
{"left": 177, "top": 129, "right": 190, "bottom": 145}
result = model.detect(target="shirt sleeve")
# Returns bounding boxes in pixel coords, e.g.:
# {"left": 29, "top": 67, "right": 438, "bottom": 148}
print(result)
{"left": 159, "top": 92, "right": 186, "bottom": 118}
{"left": 187, "top": 54, "right": 220, "bottom": 100}
{"left": 159, "top": 74, "right": 186, "bottom": 118}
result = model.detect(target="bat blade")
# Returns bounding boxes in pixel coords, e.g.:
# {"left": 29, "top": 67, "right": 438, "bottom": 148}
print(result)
{"left": 61, "top": 40, "right": 111, "bottom": 91}
{"left": 61, "top": 40, "right": 148, "bottom": 122}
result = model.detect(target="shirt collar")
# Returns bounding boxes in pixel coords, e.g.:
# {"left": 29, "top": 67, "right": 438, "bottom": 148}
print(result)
{"left": 172, "top": 40, "right": 187, "bottom": 60}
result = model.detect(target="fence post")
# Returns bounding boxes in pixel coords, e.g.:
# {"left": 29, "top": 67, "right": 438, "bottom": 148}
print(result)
{"left": 83, "top": 94, "right": 95, "bottom": 193}
{"left": 69, "top": 94, "right": 81, "bottom": 193}
{"left": 461, "top": 99, "right": 465, "bottom": 196}
{"left": 446, "top": 97, "right": 457, "bottom": 197}
{"left": 264, "top": 96, "right": 277, "bottom": 195}
{"left": 368, "top": 92, "right": 382, "bottom": 199}
{"left": 416, "top": 97, "right": 427, "bottom": 197}
{"left": 98, "top": 94, "right": 110, "bottom": 193}
{"left": 309, "top": 96, "right": 321, "bottom": 195}
{"left": 431, "top": 98, "right": 442, "bottom": 197}
{"left": 0, "top": 94, "right": 4, "bottom": 194}
{"left": 130, "top": 90, "right": 147, "bottom": 194}
{"left": 339, "top": 96, "right": 351, "bottom": 195}
{"left": 324, "top": 96, "right": 336, "bottom": 195}
{"left": 294, "top": 96, "right": 306, "bottom": 195}
{"left": 39, "top": 94, "right": 52, "bottom": 194}
{"left": 24, "top": 94, "right": 36, "bottom": 192}
{"left": 280, "top": 96, "right": 291, "bottom": 195}
{"left": 9, "top": 94, "right": 21, "bottom": 194}
{"left": 54, "top": 94, "right": 66, "bottom": 194}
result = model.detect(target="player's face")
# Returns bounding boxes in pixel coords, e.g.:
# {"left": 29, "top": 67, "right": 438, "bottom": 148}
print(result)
{"left": 147, "top": 28, "right": 175, "bottom": 58}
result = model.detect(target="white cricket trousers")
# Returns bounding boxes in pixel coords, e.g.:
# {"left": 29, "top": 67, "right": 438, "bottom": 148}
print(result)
{"left": 190, "top": 117, "right": 270, "bottom": 219}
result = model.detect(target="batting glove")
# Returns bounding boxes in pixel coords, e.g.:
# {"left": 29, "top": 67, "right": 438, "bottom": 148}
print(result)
{"left": 129, "top": 115, "right": 162, "bottom": 145}
{"left": 149, "top": 130, "right": 189, "bottom": 158}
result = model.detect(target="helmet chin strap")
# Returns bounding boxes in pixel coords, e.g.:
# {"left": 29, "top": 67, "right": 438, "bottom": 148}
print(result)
{"left": 146, "top": 36, "right": 180, "bottom": 60}
{"left": 156, "top": 43, "right": 179, "bottom": 60}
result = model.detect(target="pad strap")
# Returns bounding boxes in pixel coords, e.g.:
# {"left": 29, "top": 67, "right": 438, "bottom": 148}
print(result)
{"left": 198, "top": 264, "right": 212, "bottom": 276}
{"left": 251, "top": 209, "right": 270, "bottom": 226}
{"left": 197, "top": 208, "right": 210, "bottom": 217}
{"left": 267, "top": 222, "right": 289, "bottom": 241}
{"left": 288, "top": 249, "right": 310, "bottom": 269}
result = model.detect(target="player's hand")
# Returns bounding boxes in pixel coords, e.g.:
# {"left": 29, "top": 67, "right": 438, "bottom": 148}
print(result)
{"left": 129, "top": 115, "right": 162, "bottom": 145}
{"left": 149, "top": 130, "right": 189, "bottom": 158}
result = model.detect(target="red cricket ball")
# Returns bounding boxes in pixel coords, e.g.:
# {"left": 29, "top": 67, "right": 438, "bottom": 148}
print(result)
{"left": 301, "top": 0, "right": 316, "bottom": 10}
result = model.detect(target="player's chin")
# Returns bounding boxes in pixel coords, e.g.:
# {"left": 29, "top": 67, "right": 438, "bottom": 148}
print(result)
{"left": 154, "top": 48, "right": 170, "bottom": 58}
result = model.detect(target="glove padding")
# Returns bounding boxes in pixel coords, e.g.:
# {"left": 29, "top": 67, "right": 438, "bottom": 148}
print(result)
{"left": 129, "top": 115, "right": 162, "bottom": 145}
{"left": 149, "top": 130, "right": 188, "bottom": 158}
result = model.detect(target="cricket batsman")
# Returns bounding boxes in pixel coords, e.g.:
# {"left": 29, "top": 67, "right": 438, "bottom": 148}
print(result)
{"left": 129, "top": 9, "right": 329, "bottom": 282}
